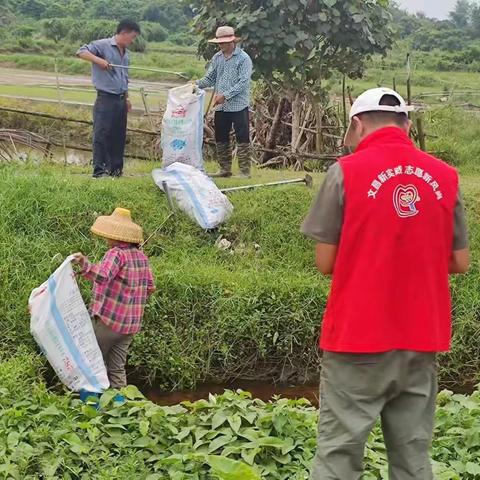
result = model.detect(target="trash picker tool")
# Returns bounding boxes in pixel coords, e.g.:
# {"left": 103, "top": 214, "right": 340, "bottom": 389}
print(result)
{"left": 109, "top": 64, "right": 189, "bottom": 80}
{"left": 220, "top": 175, "right": 313, "bottom": 194}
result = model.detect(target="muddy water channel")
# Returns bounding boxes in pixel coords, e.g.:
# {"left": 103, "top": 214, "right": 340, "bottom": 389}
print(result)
{"left": 140, "top": 381, "right": 321, "bottom": 406}
{"left": 134, "top": 379, "right": 476, "bottom": 407}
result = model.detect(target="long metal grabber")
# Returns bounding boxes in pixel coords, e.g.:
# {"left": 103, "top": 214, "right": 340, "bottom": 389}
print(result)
{"left": 109, "top": 64, "right": 189, "bottom": 80}
{"left": 140, "top": 181, "right": 176, "bottom": 248}
{"left": 220, "top": 174, "right": 313, "bottom": 193}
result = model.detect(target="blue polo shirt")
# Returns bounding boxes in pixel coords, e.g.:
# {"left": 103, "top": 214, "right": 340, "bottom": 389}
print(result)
{"left": 77, "top": 37, "right": 129, "bottom": 95}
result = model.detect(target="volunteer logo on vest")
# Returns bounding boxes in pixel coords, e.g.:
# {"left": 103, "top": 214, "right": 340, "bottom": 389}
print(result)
{"left": 393, "top": 184, "right": 420, "bottom": 218}
{"left": 367, "top": 165, "right": 444, "bottom": 201}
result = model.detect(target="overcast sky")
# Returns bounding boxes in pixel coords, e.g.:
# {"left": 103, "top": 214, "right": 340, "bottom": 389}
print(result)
{"left": 397, "top": 0, "right": 457, "bottom": 19}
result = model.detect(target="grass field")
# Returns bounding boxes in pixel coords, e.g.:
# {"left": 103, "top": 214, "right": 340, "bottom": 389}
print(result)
{"left": 0, "top": 84, "right": 168, "bottom": 108}
{"left": 0, "top": 42, "right": 206, "bottom": 82}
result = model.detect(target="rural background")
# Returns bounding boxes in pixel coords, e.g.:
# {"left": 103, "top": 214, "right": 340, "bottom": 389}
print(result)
{"left": 0, "top": 0, "right": 480, "bottom": 478}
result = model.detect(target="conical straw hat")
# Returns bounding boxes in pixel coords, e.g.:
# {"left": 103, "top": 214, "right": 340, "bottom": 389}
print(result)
{"left": 91, "top": 208, "right": 144, "bottom": 244}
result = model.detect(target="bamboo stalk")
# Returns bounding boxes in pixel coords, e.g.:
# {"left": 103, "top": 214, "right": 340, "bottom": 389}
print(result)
{"left": 416, "top": 114, "right": 426, "bottom": 151}
{"left": 140, "top": 87, "right": 156, "bottom": 131}
{"left": 0, "top": 106, "right": 158, "bottom": 136}
{"left": 293, "top": 104, "right": 312, "bottom": 152}
{"left": 406, "top": 53, "right": 412, "bottom": 109}
{"left": 261, "top": 112, "right": 342, "bottom": 131}
{"left": 54, "top": 57, "right": 68, "bottom": 166}
{"left": 342, "top": 75, "right": 347, "bottom": 133}
{"left": 31, "top": 138, "right": 154, "bottom": 160}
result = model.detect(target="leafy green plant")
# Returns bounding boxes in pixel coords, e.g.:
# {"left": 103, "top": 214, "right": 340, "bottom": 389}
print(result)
{"left": 0, "top": 354, "right": 479, "bottom": 479}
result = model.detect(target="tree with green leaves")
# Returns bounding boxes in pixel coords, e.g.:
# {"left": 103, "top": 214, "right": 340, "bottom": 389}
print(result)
{"left": 18, "top": 0, "right": 47, "bottom": 19}
{"left": 192, "top": 0, "right": 393, "bottom": 154}
{"left": 450, "top": 0, "right": 473, "bottom": 29}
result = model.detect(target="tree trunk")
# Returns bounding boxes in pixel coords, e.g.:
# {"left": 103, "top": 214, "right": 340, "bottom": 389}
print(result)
{"left": 291, "top": 92, "right": 302, "bottom": 153}
{"left": 416, "top": 113, "right": 427, "bottom": 151}
{"left": 292, "top": 104, "right": 312, "bottom": 153}
{"left": 313, "top": 102, "right": 325, "bottom": 154}
{"left": 261, "top": 97, "right": 287, "bottom": 163}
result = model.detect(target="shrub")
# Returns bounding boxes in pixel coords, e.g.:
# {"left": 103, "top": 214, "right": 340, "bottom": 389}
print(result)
{"left": 142, "top": 22, "right": 168, "bottom": 43}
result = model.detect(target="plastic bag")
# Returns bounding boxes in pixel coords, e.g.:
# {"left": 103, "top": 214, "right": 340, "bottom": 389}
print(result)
{"left": 29, "top": 256, "right": 109, "bottom": 393}
{"left": 152, "top": 162, "right": 233, "bottom": 230}
{"left": 161, "top": 84, "right": 205, "bottom": 170}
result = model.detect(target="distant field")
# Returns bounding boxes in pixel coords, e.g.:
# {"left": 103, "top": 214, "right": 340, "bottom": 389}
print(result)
{"left": 342, "top": 68, "right": 480, "bottom": 106}
{"left": 0, "top": 42, "right": 206, "bottom": 82}
{"left": 0, "top": 84, "right": 167, "bottom": 109}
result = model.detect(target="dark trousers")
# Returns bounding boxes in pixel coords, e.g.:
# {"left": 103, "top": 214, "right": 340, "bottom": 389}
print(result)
{"left": 214, "top": 107, "right": 250, "bottom": 144}
{"left": 92, "top": 91, "right": 127, "bottom": 177}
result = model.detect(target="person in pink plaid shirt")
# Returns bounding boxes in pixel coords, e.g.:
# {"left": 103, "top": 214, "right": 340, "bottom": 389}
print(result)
{"left": 73, "top": 208, "right": 155, "bottom": 392}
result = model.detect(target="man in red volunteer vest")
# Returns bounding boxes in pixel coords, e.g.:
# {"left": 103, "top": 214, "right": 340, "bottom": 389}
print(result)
{"left": 302, "top": 88, "right": 470, "bottom": 479}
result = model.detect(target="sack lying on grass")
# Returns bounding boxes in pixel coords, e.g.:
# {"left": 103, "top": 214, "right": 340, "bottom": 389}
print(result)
{"left": 29, "top": 256, "right": 109, "bottom": 393}
{"left": 161, "top": 84, "right": 205, "bottom": 170}
{"left": 152, "top": 162, "right": 234, "bottom": 230}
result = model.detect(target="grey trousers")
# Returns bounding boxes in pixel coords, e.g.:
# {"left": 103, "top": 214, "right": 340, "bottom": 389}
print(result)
{"left": 310, "top": 351, "right": 437, "bottom": 480}
{"left": 94, "top": 319, "right": 133, "bottom": 389}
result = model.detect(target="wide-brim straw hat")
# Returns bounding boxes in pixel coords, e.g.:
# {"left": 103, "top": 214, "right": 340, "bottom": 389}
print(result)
{"left": 208, "top": 26, "right": 241, "bottom": 44}
{"left": 91, "top": 208, "right": 144, "bottom": 244}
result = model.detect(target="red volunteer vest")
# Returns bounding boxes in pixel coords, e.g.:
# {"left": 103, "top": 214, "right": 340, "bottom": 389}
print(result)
{"left": 320, "top": 127, "right": 458, "bottom": 353}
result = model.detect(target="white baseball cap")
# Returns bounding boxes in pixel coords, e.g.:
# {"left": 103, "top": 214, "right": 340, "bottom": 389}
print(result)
{"left": 344, "top": 88, "right": 414, "bottom": 147}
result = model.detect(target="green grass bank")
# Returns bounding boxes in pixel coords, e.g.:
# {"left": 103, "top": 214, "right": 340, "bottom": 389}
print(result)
{"left": 0, "top": 162, "right": 479, "bottom": 390}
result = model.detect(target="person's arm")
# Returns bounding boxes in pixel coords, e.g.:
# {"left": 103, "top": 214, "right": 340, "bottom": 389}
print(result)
{"left": 196, "top": 57, "right": 218, "bottom": 89}
{"left": 301, "top": 163, "right": 344, "bottom": 276}
{"left": 76, "top": 41, "right": 110, "bottom": 70}
{"left": 221, "top": 55, "right": 253, "bottom": 102}
{"left": 73, "top": 249, "right": 124, "bottom": 284}
{"left": 315, "top": 244, "right": 339, "bottom": 275}
{"left": 450, "top": 248, "right": 470, "bottom": 274}
{"left": 449, "top": 189, "right": 470, "bottom": 274}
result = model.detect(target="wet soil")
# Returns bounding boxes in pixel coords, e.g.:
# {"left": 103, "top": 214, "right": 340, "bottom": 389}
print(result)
{"left": 135, "top": 378, "right": 477, "bottom": 407}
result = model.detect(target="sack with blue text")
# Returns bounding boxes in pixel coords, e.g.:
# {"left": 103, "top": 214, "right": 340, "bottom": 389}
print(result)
{"left": 29, "top": 256, "right": 109, "bottom": 393}
{"left": 152, "top": 162, "right": 233, "bottom": 230}
{"left": 161, "top": 84, "right": 205, "bottom": 170}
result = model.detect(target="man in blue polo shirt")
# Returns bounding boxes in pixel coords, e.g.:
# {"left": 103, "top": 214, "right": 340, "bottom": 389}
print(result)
{"left": 77, "top": 20, "right": 141, "bottom": 178}
{"left": 196, "top": 26, "right": 253, "bottom": 178}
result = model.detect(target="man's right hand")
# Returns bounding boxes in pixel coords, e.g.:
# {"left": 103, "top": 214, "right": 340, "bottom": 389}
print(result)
{"left": 95, "top": 58, "right": 111, "bottom": 70}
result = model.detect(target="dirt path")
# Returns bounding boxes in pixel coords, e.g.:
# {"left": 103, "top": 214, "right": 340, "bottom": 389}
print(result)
{"left": 0, "top": 66, "right": 179, "bottom": 91}
{"left": 0, "top": 66, "right": 181, "bottom": 110}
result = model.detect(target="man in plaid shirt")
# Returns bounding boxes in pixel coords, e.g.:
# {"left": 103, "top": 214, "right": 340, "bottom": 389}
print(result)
{"left": 196, "top": 26, "right": 253, "bottom": 178}
{"left": 74, "top": 208, "right": 155, "bottom": 392}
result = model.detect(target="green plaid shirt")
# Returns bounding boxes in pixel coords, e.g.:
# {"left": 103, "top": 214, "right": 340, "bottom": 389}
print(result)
{"left": 197, "top": 47, "right": 253, "bottom": 112}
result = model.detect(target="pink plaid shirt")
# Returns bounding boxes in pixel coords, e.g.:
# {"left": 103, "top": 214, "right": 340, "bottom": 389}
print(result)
{"left": 81, "top": 243, "right": 155, "bottom": 335}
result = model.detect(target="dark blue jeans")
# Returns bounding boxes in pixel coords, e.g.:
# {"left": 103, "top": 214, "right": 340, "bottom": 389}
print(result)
{"left": 214, "top": 107, "right": 250, "bottom": 144}
{"left": 92, "top": 91, "right": 127, "bottom": 177}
